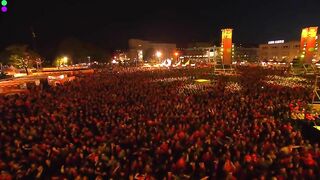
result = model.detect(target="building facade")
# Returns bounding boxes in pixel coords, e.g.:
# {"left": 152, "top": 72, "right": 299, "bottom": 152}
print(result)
{"left": 258, "top": 41, "right": 300, "bottom": 62}
{"left": 178, "top": 43, "right": 257, "bottom": 64}
{"left": 234, "top": 46, "right": 258, "bottom": 62}
{"left": 179, "top": 42, "right": 217, "bottom": 63}
{"left": 128, "top": 39, "right": 176, "bottom": 62}
{"left": 258, "top": 38, "right": 320, "bottom": 62}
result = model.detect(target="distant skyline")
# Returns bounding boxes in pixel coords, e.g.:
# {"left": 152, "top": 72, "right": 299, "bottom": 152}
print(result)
{"left": 0, "top": 0, "right": 320, "bottom": 52}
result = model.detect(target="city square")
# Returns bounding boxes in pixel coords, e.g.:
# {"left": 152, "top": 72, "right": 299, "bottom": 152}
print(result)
{"left": 1, "top": 0, "right": 320, "bottom": 179}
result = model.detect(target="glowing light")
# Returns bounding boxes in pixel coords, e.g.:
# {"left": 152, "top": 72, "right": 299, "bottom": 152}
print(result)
{"left": 1, "top": 6, "right": 7, "bottom": 12}
{"left": 63, "top": 56, "right": 68, "bottom": 62}
{"left": 13, "top": 73, "right": 27, "bottom": 78}
{"left": 156, "top": 51, "right": 162, "bottom": 58}
{"left": 143, "top": 63, "right": 151, "bottom": 68}
{"left": 221, "top": 28, "right": 233, "bottom": 65}
{"left": 138, "top": 50, "right": 143, "bottom": 61}
{"left": 195, "top": 79, "right": 211, "bottom": 83}
{"left": 174, "top": 52, "right": 179, "bottom": 56}
{"left": 1, "top": 0, "right": 7, "bottom": 6}
{"left": 301, "top": 27, "right": 318, "bottom": 63}
{"left": 314, "top": 126, "right": 320, "bottom": 131}
{"left": 301, "top": 28, "right": 308, "bottom": 38}
{"left": 308, "top": 27, "right": 317, "bottom": 37}
{"left": 268, "top": 40, "right": 284, "bottom": 44}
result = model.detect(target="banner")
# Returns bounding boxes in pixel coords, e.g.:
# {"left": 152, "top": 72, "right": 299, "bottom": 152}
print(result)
{"left": 305, "top": 27, "right": 318, "bottom": 64}
{"left": 221, "top": 29, "right": 233, "bottom": 65}
{"left": 301, "top": 27, "right": 318, "bottom": 64}
{"left": 300, "top": 28, "right": 308, "bottom": 52}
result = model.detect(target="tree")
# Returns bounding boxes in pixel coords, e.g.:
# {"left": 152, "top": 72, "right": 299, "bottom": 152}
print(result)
{"left": 53, "top": 56, "right": 69, "bottom": 67}
{"left": 30, "top": 51, "right": 43, "bottom": 69}
{"left": 5, "top": 44, "right": 42, "bottom": 75}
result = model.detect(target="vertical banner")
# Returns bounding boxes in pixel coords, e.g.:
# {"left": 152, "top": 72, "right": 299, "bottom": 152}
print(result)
{"left": 300, "top": 28, "right": 308, "bottom": 52}
{"left": 305, "top": 27, "right": 318, "bottom": 64}
{"left": 301, "top": 27, "right": 318, "bottom": 64}
{"left": 221, "top": 29, "right": 233, "bottom": 65}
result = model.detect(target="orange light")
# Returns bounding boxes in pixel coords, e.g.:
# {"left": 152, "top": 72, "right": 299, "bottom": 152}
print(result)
{"left": 221, "top": 28, "right": 233, "bottom": 65}
{"left": 301, "top": 27, "right": 318, "bottom": 64}
{"left": 174, "top": 52, "right": 179, "bottom": 56}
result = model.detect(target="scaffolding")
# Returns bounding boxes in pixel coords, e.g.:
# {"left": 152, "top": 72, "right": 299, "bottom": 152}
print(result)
{"left": 303, "top": 64, "right": 317, "bottom": 75}
{"left": 309, "top": 75, "right": 320, "bottom": 127}
{"left": 312, "top": 75, "right": 320, "bottom": 104}
{"left": 290, "top": 63, "right": 318, "bottom": 76}
{"left": 213, "top": 59, "right": 236, "bottom": 75}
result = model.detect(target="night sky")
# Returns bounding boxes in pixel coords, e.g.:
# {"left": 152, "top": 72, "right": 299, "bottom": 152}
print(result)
{"left": 1, "top": 0, "right": 320, "bottom": 53}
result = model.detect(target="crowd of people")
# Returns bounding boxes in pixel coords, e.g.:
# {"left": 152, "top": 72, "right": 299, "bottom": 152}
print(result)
{"left": 0, "top": 67, "right": 319, "bottom": 179}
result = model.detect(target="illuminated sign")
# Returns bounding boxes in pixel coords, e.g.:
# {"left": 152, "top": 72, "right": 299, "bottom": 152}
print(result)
{"left": 301, "top": 27, "right": 318, "bottom": 64}
{"left": 221, "top": 29, "right": 233, "bottom": 65}
{"left": 301, "top": 28, "right": 309, "bottom": 49}
{"left": 268, "top": 40, "right": 284, "bottom": 44}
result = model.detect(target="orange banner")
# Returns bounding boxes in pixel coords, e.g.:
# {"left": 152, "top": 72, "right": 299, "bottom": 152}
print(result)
{"left": 301, "top": 27, "right": 318, "bottom": 64}
{"left": 221, "top": 29, "right": 233, "bottom": 65}
{"left": 300, "top": 28, "right": 308, "bottom": 51}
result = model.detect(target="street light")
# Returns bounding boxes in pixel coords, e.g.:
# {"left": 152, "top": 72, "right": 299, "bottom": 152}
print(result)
{"left": 63, "top": 56, "right": 68, "bottom": 64}
{"left": 156, "top": 51, "right": 162, "bottom": 58}
{"left": 87, "top": 56, "right": 91, "bottom": 64}
{"left": 156, "top": 51, "right": 162, "bottom": 64}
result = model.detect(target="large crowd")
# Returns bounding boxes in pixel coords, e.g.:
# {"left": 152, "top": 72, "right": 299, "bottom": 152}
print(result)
{"left": 0, "top": 67, "right": 319, "bottom": 179}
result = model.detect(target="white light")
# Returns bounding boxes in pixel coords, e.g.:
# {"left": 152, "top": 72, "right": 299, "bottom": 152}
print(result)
{"left": 156, "top": 51, "right": 162, "bottom": 58}
{"left": 13, "top": 73, "right": 27, "bottom": 78}
{"left": 268, "top": 40, "right": 284, "bottom": 44}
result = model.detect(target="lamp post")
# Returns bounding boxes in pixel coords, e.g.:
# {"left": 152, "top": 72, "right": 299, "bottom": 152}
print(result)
{"left": 174, "top": 52, "right": 179, "bottom": 64}
{"left": 58, "top": 56, "right": 68, "bottom": 69}
{"left": 87, "top": 56, "right": 91, "bottom": 64}
{"left": 156, "top": 51, "right": 162, "bottom": 64}
{"left": 63, "top": 56, "right": 68, "bottom": 65}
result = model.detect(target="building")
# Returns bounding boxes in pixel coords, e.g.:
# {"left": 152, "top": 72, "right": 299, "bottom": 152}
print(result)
{"left": 128, "top": 39, "right": 176, "bottom": 63}
{"left": 179, "top": 42, "right": 217, "bottom": 63}
{"left": 234, "top": 45, "right": 258, "bottom": 62}
{"left": 179, "top": 43, "right": 258, "bottom": 64}
{"left": 258, "top": 38, "right": 320, "bottom": 62}
{"left": 113, "top": 50, "right": 129, "bottom": 62}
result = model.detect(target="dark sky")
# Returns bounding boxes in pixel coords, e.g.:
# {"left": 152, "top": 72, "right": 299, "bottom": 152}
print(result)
{"left": 1, "top": 0, "right": 320, "bottom": 52}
